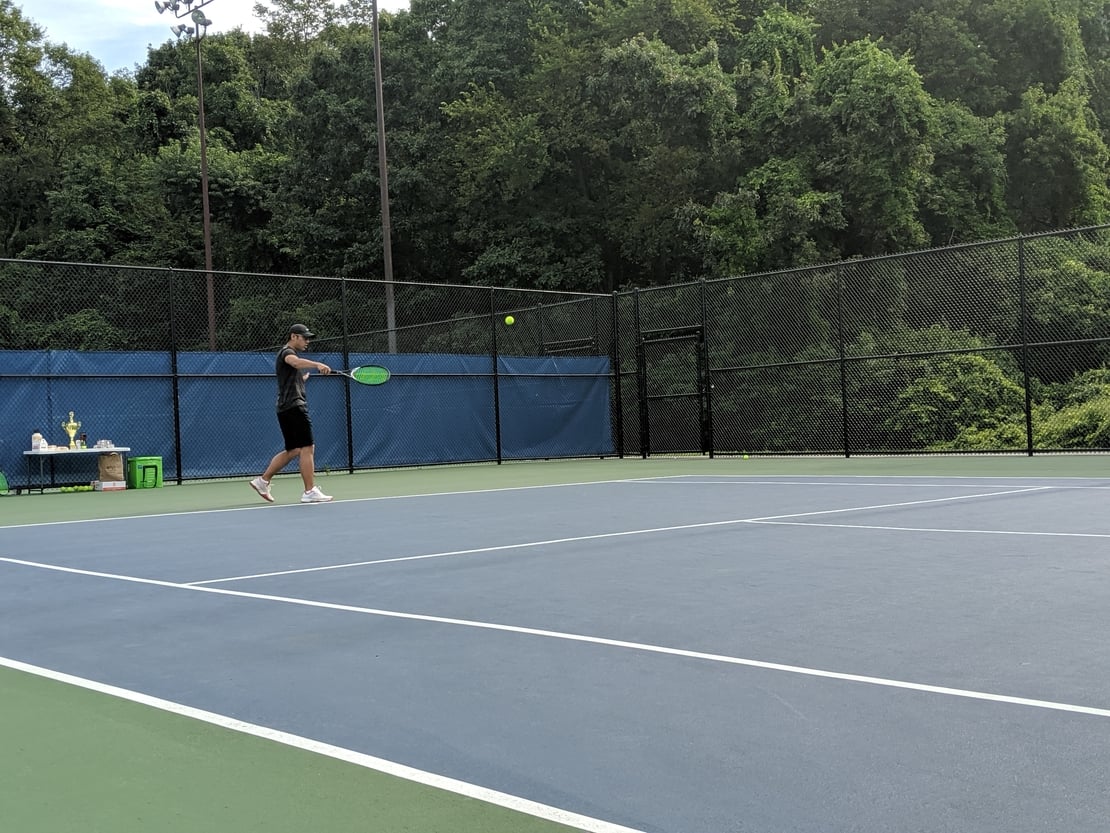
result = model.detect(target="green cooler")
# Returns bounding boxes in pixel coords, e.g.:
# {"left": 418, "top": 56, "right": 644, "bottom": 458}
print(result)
{"left": 127, "top": 456, "right": 164, "bottom": 489}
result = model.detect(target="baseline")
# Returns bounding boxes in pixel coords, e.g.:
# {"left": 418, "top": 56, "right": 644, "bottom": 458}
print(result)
{"left": 630, "top": 477, "right": 1110, "bottom": 490}
{"left": 0, "top": 477, "right": 659, "bottom": 530}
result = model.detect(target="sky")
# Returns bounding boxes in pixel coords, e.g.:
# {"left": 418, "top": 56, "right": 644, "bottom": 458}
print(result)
{"left": 19, "top": 0, "right": 411, "bottom": 75}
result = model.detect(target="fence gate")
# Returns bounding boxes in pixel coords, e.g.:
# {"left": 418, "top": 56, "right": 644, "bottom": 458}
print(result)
{"left": 636, "top": 324, "right": 712, "bottom": 456}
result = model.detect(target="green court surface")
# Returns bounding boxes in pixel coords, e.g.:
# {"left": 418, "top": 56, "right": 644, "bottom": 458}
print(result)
{"left": 0, "top": 665, "right": 589, "bottom": 833}
{"left": 2, "top": 455, "right": 1106, "bottom": 832}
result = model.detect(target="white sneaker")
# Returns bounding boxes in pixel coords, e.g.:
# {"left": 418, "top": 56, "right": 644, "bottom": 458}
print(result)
{"left": 301, "top": 486, "right": 333, "bottom": 503}
{"left": 249, "top": 477, "right": 274, "bottom": 503}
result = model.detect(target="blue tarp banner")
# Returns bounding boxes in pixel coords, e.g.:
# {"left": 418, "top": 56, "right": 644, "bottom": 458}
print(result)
{"left": 0, "top": 351, "right": 613, "bottom": 489}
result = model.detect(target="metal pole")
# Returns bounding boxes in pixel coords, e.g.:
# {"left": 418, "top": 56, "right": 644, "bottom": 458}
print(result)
{"left": 196, "top": 34, "right": 215, "bottom": 351}
{"left": 836, "top": 266, "right": 851, "bottom": 457}
{"left": 169, "top": 270, "right": 184, "bottom": 485}
{"left": 490, "top": 288, "right": 503, "bottom": 463}
{"left": 610, "top": 292, "right": 625, "bottom": 458}
{"left": 1017, "top": 237, "right": 1035, "bottom": 456}
{"left": 341, "top": 278, "right": 355, "bottom": 473}
{"left": 634, "top": 289, "right": 649, "bottom": 458}
{"left": 155, "top": 0, "right": 218, "bottom": 351}
{"left": 699, "top": 279, "right": 714, "bottom": 458}
{"left": 371, "top": 0, "right": 396, "bottom": 353}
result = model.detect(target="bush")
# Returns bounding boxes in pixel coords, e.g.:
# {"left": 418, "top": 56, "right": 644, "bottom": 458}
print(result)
{"left": 1035, "top": 395, "right": 1110, "bottom": 448}
{"left": 882, "top": 352, "right": 1027, "bottom": 449}
{"left": 27, "top": 309, "right": 127, "bottom": 350}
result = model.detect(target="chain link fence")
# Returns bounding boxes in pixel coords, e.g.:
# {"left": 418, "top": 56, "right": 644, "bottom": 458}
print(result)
{"left": 2, "top": 225, "right": 1109, "bottom": 489}
{"left": 0, "top": 263, "right": 617, "bottom": 489}
{"left": 621, "top": 225, "right": 1110, "bottom": 457}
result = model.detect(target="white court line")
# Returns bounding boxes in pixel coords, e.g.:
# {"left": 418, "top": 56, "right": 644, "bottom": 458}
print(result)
{"left": 0, "top": 478, "right": 652, "bottom": 530}
{"left": 191, "top": 485, "right": 1050, "bottom": 585}
{"left": 653, "top": 473, "right": 1110, "bottom": 482}
{"left": 0, "top": 656, "right": 645, "bottom": 833}
{"left": 4, "top": 475, "right": 1099, "bottom": 532}
{"left": 632, "top": 479, "right": 1110, "bottom": 489}
{"left": 2, "top": 557, "right": 1109, "bottom": 721}
{"left": 750, "top": 520, "right": 1110, "bottom": 538}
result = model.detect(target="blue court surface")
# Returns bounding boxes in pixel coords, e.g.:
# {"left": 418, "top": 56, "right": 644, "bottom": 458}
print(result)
{"left": 3, "top": 465, "right": 1110, "bottom": 832}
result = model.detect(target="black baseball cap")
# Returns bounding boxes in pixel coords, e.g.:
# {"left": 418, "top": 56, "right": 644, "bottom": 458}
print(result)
{"left": 290, "top": 324, "right": 315, "bottom": 338}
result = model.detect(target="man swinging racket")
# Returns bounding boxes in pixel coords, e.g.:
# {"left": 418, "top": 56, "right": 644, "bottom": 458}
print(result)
{"left": 250, "top": 323, "right": 334, "bottom": 504}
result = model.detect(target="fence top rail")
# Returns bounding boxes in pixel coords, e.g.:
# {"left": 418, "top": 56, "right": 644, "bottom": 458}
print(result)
{"left": 9, "top": 220, "right": 1108, "bottom": 302}
{"left": 616, "top": 222, "right": 1110, "bottom": 295}
{"left": 0, "top": 258, "right": 608, "bottom": 300}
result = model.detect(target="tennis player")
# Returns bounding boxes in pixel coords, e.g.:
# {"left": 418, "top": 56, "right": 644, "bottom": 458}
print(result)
{"left": 250, "top": 323, "right": 334, "bottom": 503}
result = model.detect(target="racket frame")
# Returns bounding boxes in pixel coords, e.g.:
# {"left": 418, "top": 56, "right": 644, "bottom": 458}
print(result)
{"left": 335, "top": 365, "right": 391, "bottom": 386}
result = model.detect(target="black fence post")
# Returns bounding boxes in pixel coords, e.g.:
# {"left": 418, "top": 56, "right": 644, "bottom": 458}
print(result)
{"left": 699, "top": 278, "right": 714, "bottom": 458}
{"left": 610, "top": 292, "right": 625, "bottom": 458}
{"left": 341, "top": 278, "right": 354, "bottom": 473}
{"left": 835, "top": 265, "right": 851, "bottom": 458}
{"left": 169, "top": 269, "right": 184, "bottom": 484}
{"left": 633, "top": 288, "right": 649, "bottom": 458}
{"left": 490, "top": 287, "right": 503, "bottom": 464}
{"left": 591, "top": 294, "right": 601, "bottom": 351}
{"left": 1017, "top": 236, "right": 1035, "bottom": 456}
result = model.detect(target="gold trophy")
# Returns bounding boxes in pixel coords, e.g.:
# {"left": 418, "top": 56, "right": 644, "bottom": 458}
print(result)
{"left": 61, "top": 411, "right": 82, "bottom": 449}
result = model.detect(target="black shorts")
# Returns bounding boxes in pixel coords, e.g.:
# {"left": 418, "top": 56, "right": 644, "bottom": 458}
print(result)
{"left": 277, "top": 407, "right": 314, "bottom": 451}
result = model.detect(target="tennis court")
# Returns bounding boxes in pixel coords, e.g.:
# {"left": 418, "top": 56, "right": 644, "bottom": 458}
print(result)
{"left": 2, "top": 456, "right": 1109, "bottom": 832}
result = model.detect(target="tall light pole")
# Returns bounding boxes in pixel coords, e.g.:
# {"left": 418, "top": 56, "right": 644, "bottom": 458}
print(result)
{"left": 157, "top": 0, "right": 217, "bottom": 351}
{"left": 371, "top": 0, "right": 397, "bottom": 353}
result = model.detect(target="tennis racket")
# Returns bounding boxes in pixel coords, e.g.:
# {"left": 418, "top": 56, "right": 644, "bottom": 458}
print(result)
{"left": 333, "top": 365, "right": 391, "bottom": 385}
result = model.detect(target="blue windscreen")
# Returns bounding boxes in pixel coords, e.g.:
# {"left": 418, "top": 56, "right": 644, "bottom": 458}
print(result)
{"left": 0, "top": 351, "right": 613, "bottom": 488}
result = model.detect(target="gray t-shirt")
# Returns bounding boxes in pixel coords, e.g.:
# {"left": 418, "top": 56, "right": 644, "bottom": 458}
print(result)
{"left": 275, "top": 346, "right": 306, "bottom": 412}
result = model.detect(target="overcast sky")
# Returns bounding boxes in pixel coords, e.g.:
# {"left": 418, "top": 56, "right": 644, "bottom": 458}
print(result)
{"left": 19, "top": 0, "right": 411, "bottom": 75}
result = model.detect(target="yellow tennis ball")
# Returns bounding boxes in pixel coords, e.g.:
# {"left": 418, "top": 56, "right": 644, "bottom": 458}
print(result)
{"left": 504, "top": 315, "right": 515, "bottom": 325}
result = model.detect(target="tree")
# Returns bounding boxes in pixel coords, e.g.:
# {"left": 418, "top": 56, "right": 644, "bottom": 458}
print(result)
{"left": 968, "top": 0, "right": 1090, "bottom": 108}
{"left": 793, "top": 38, "right": 935, "bottom": 257}
{"left": 921, "top": 100, "right": 1013, "bottom": 244}
{"left": 584, "top": 35, "right": 738, "bottom": 284}
{"left": 253, "top": 0, "right": 337, "bottom": 45}
{"left": 884, "top": 352, "right": 1028, "bottom": 449}
{"left": 1, "top": 5, "right": 58, "bottom": 255}
{"left": 689, "top": 158, "right": 845, "bottom": 275}
{"left": 890, "top": 2, "right": 1004, "bottom": 114}
{"left": 425, "top": 0, "right": 541, "bottom": 98}
{"left": 1006, "top": 77, "right": 1110, "bottom": 231}
{"left": 264, "top": 27, "right": 384, "bottom": 276}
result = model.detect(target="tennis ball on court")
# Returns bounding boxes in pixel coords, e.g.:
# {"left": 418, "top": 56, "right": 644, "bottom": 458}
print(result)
{"left": 504, "top": 315, "right": 515, "bottom": 325}
{"left": 743, "top": 454, "right": 749, "bottom": 460}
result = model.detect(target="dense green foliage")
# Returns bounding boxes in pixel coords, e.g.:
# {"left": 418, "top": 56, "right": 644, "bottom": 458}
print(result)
{"left": 4, "top": 0, "right": 1110, "bottom": 449}
{"left": 9, "top": 0, "right": 1110, "bottom": 283}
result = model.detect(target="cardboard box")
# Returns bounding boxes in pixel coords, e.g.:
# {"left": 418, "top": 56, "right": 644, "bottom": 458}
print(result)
{"left": 94, "top": 480, "right": 127, "bottom": 491}
{"left": 97, "top": 452, "right": 125, "bottom": 482}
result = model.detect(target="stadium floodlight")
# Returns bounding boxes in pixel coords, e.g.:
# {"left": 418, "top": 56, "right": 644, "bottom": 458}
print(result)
{"left": 157, "top": 0, "right": 214, "bottom": 19}
{"left": 170, "top": 23, "right": 194, "bottom": 38}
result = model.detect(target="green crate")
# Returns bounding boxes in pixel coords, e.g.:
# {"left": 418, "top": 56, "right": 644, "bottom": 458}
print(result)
{"left": 126, "top": 456, "right": 163, "bottom": 489}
